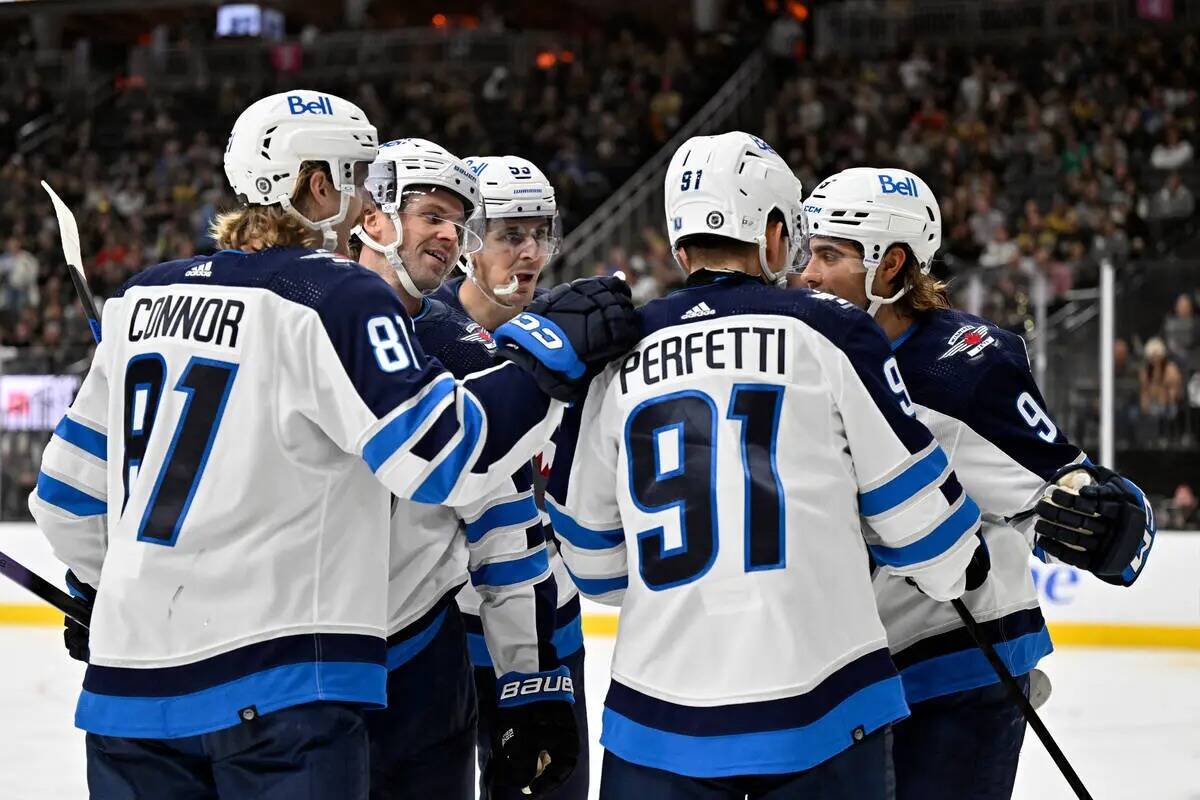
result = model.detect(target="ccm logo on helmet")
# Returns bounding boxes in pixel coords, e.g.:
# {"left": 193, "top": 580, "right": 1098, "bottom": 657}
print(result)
{"left": 287, "top": 95, "right": 334, "bottom": 115}
{"left": 499, "top": 674, "right": 574, "bottom": 701}
{"left": 878, "top": 175, "right": 919, "bottom": 197}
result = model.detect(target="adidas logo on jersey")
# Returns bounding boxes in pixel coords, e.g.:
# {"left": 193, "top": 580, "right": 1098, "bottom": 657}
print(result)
{"left": 939, "top": 324, "right": 996, "bottom": 360}
{"left": 184, "top": 261, "right": 212, "bottom": 278}
{"left": 681, "top": 302, "right": 716, "bottom": 320}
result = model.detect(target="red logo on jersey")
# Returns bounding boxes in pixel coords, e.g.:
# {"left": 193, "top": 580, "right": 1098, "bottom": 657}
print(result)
{"left": 460, "top": 323, "right": 497, "bottom": 353}
{"left": 939, "top": 324, "right": 995, "bottom": 360}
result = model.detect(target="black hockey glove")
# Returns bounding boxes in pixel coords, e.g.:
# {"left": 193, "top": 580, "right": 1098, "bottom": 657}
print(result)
{"left": 487, "top": 668, "right": 579, "bottom": 797}
{"left": 63, "top": 570, "right": 95, "bottom": 663}
{"left": 1034, "top": 464, "right": 1150, "bottom": 584}
{"left": 493, "top": 277, "right": 641, "bottom": 403}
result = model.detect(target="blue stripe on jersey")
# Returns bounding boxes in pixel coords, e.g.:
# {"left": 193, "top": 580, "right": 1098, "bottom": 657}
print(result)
{"left": 899, "top": 627, "right": 1052, "bottom": 705}
{"left": 891, "top": 606, "right": 1050, "bottom": 703}
{"left": 859, "top": 445, "right": 948, "bottom": 517}
{"left": 412, "top": 392, "right": 484, "bottom": 504}
{"left": 465, "top": 496, "right": 540, "bottom": 544}
{"left": 76, "top": 660, "right": 386, "bottom": 739}
{"left": 53, "top": 416, "right": 107, "bottom": 461}
{"left": 470, "top": 548, "right": 550, "bottom": 588}
{"left": 546, "top": 502, "right": 625, "bottom": 550}
{"left": 386, "top": 608, "right": 448, "bottom": 671}
{"left": 466, "top": 612, "right": 585, "bottom": 667}
{"left": 36, "top": 473, "right": 105, "bottom": 517}
{"left": 868, "top": 496, "right": 981, "bottom": 568}
{"left": 600, "top": 676, "right": 908, "bottom": 778}
{"left": 568, "top": 572, "right": 628, "bottom": 597}
{"left": 363, "top": 376, "right": 455, "bottom": 472}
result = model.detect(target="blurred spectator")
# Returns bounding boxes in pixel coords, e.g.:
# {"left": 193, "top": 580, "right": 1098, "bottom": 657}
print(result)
{"left": 0, "top": 236, "right": 40, "bottom": 315}
{"left": 1112, "top": 337, "right": 1141, "bottom": 438}
{"left": 1149, "top": 125, "right": 1194, "bottom": 170}
{"left": 1139, "top": 337, "right": 1184, "bottom": 443}
{"left": 1163, "top": 293, "right": 1198, "bottom": 372}
{"left": 1165, "top": 484, "right": 1198, "bottom": 530}
{"left": 1149, "top": 173, "right": 1196, "bottom": 221}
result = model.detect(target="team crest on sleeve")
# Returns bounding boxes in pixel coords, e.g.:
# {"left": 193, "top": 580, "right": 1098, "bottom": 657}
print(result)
{"left": 939, "top": 324, "right": 996, "bottom": 360}
{"left": 460, "top": 322, "right": 497, "bottom": 353}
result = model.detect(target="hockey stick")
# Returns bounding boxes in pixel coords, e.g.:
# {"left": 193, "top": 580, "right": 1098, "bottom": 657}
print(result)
{"left": 42, "top": 181, "right": 102, "bottom": 343}
{"left": 0, "top": 550, "right": 92, "bottom": 625}
{"left": 951, "top": 599, "right": 1092, "bottom": 800}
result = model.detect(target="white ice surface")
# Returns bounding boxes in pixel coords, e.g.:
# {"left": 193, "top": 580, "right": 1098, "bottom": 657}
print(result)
{"left": 0, "top": 629, "right": 1196, "bottom": 799}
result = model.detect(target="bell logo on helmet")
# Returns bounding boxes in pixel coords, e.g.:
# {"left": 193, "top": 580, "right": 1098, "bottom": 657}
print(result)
{"left": 749, "top": 135, "right": 777, "bottom": 154}
{"left": 286, "top": 95, "right": 334, "bottom": 115}
{"left": 706, "top": 211, "right": 724, "bottom": 229}
{"left": 878, "top": 175, "right": 919, "bottom": 197}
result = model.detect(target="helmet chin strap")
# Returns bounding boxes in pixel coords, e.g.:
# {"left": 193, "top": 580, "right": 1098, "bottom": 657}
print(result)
{"left": 863, "top": 262, "right": 908, "bottom": 317}
{"left": 464, "top": 252, "right": 521, "bottom": 308}
{"left": 279, "top": 189, "right": 355, "bottom": 254}
{"left": 353, "top": 209, "right": 424, "bottom": 300}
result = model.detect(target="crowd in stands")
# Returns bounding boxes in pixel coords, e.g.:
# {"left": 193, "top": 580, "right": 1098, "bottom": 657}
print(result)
{"left": 0, "top": 17, "right": 1197, "bottom": 518}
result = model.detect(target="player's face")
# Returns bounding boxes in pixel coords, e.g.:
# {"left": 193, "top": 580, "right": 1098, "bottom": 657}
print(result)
{"left": 473, "top": 217, "right": 556, "bottom": 308}
{"left": 397, "top": 189, "right": 467, "bottom": 292}
{"left": 797, "top": 237, "right": 869, "bottom": 308}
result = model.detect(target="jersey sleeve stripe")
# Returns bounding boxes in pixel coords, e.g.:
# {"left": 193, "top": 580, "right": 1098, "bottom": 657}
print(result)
{"left": 868, "top": 495, "right": 981, "bottom": 568}
{"left": 53, "top": 416, "right": 108, "bottom": 461}
{"left": 411, "top": 393, "right": 484, "bottom": 504}
{"left": 465, "top": 496, "right": 541, "bottom": 544}
{"left": 469, "top": 547, "right": 550, "bottom": 588}
{"left": 362, "top": 375, "right": 455, "bottom": 472}
{"left": 567, "top": 571, "right": 629, "bottom": 597}
{"left": 858, "top": 445, "right": 948, "bottom": 517}
{"left": 35, "top": 472, "right": 106, "bottom": 517}
{"left": 546, "top": 501, "right": 625, "bottom": 550}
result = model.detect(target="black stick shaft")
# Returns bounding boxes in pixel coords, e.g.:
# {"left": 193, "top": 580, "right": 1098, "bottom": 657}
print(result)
{"left": 67, "top": 266, "right": 102, "bottom": 343}
{"left": 0, "top": 550, "right": 91, "bottom": 626}
{"left": 951, "top": 599, "right": 1091, "bottom": 800}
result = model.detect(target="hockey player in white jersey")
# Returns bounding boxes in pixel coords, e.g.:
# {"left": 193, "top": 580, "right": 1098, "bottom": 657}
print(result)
{"left": 27, "top": 90, "right": 636, "bottom": 798}
{"left": 798, "top": 166, "right": 1156, "bottom": 800}
{"left": 547, "top": 132, "right": 987, "bottom": 799}
{"left": 352, "top": 138, "right": 576, "bottom": 798}
{"left": 431, "top": 155, "right": 590, "bottom": 800}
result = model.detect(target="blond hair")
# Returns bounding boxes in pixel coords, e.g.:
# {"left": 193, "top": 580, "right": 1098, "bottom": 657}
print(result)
{"left": 210, "top": 161, "right": 328, "bottom": 251}
{"left": 886, "top": 245, "right": 950, "bottom": 315}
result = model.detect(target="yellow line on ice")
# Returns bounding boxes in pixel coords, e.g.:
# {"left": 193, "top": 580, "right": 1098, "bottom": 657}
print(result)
{"left": 2, "top": 605, "right": 1197, "bottom": 650}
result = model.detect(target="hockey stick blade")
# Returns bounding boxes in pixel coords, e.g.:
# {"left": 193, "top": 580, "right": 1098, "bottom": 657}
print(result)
{"left": 41, "top": 180, "right": 102, "bottom": 343}
{"left": 951, "top": 599, "right": 1092, "bottom": 800}
{"left": 0, "top": 550, "right": 91, "bottom": 626}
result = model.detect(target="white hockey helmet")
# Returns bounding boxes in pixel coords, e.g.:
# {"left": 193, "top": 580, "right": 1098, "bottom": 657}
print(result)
{"left": 803, "top": 167, "right": 941, "bottom": 315}
{"left": 664, "top": 131, "right": 806, "bottom": 285}
{"left": 223, "top": 90, "right": 378, "bottom": 251}
{"left": 459, "top": 155, "right": 561, "bottom": 299}
{"left": 354, "top": 138, "right": 483, "bottom": 299}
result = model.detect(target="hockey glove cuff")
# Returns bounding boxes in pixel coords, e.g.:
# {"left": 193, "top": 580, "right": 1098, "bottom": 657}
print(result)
{"left": 488, "top": 667, "right": 579, "bottom": 797}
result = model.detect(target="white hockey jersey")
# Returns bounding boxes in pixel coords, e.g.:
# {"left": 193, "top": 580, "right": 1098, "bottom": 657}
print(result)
{"left": 876, "top": 308, "right": 1156, "bottom": 704}
{"left": 28, "top": 247, "right": 563, "bottom": 739}
{"left": 547, "top": 273, "right": 983, "bottom": 778}
{"left": 384, "top": 298, "right": 558, "bottom": 678}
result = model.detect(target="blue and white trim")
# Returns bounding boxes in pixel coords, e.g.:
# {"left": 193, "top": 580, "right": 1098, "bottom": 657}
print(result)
{"left": 545, "top": 500, "right": 625, "bottom": 551}
{"left": 53, "top": 415, "right": 108, "bottom": 461}
{"left": 362, "top": 374, "right": 457, "bottom": 473}
{"left": 858, "top": 442, "right": 948, "bottom": 518}
{"left": 868, "top": 493, "right": 982, "bottom": 569}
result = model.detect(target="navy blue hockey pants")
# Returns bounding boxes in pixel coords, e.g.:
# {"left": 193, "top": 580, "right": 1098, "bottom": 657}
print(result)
{"left": 474, "top": 645, "right": 590, "bottom": 800}
{"left": 86, "top": 701, "right": 369, "bottom": 799}
{"left": 366, "top": 603, "right": 477, "bottom": 799}
{"left": 598, "top": 725, "right": 892, "bottom": 799}
{"left": 891, "top": 673, "right": 1030, "bottom": 800}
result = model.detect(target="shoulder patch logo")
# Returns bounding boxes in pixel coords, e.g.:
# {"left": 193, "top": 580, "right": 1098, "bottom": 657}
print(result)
{"left": 184, "top": 261, "right": 213, "bottom": 278}
{"left": 939, "top": 324, "right": 996, "bottom": 360}
{"left": 681, "top": 301, "right": 716, "bottom": 320}
{"left": 460, "top": 322, "right": 497, "bottom": 353}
